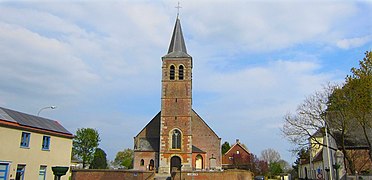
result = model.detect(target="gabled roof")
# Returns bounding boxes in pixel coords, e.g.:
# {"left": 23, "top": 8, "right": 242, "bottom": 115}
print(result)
{"left": 0, "top": 107, "right": 72, "bottom": 137}
{"left": 224, "top": 140, "right": 250, "bottom": 155}
{"left": 163, "top": 17, "right": 191, "bottom": 58}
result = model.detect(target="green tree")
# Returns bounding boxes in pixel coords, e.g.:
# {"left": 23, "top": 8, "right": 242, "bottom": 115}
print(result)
{"left": 73, "top": 128, "right": 100, "bottom": 168}
{"left": 90, "top": 148, "right": 108, "bottom": 169}
{"left": 113, "top": 148, "right": 133, "bottom": 169}
{"left": 346, "top": 51, "right": 372, "bottom": 161}
{"left": 269, "top": 162, "right": 283, "bottom": 176}
{"left": 221, "top": 141, "right": 230, "bottom": 155}
{"left": 327, "top": 51, "right": 372, "bottom": 169}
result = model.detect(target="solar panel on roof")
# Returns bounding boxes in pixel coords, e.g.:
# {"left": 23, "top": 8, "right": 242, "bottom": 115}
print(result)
{"left": 0, "top": 107, "right": 71, "bottom": 134}
{"left": 0, "top": 108, "right": 17, "bottom": 122}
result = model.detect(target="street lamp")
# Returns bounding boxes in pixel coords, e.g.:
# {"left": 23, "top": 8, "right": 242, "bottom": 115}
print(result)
{"left": 37, "top": 106, "right": 57, "bottom": 116}
{"left": 333, "top": 151, "right": 343, "bottom": 180}
{"left": 325, "top": 167, "right": 330, "bottom": 180}
{"left": 179, "top": 164, "right": 183, "bottom": 180}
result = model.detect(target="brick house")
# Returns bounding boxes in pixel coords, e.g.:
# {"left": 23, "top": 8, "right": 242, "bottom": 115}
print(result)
{"left": 222, "top": 139, "right": 251, "bottom": 170}
{"left": 133, "top": 16, "right": 221, "bottom": 174}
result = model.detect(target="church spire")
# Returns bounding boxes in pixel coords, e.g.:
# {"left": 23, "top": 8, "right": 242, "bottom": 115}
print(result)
{"left": 163, "top": 17, "right": 191, "bottom": 58}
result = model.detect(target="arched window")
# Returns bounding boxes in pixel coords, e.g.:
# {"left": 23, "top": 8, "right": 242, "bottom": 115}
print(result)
{"left": 179, "top": 65, "right": 184, "bottom": 80}
{"left": 140, "top": 159, "right": 144, "bottom": 166}
{"left": 170, "top": 65, "right": 175, "bottom": 80}
{"left": 172, "top": 129, "right": 181, "bottom": 149}
{"left": 149, "top": 159, "right": 154, "bottom": 171}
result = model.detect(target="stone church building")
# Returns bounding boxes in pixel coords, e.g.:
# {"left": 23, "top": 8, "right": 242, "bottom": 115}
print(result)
{"left": 133, "top": 17, "right": 221, "bottom": 174}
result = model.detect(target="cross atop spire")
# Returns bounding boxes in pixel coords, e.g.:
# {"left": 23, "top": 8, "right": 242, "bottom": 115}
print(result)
{"left": 175, "top": 2, "right": 182, "bottom": 18}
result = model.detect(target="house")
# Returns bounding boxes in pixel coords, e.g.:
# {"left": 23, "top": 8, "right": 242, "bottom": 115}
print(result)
{"left": 0, "top": 107, "right": 73, "bottom": 180}
{"left": 222, "top": 139, "right": 252, "bottom": 170}
{"left": 133, "top": 16, "right": 221, "bottom": 174}
{"left": 298, "top": 128, "right": 372, "bottom": 180}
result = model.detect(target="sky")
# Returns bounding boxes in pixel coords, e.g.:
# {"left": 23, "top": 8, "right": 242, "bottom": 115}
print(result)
{"left": 0, "top": 0, "right": 371, "bottom": 164}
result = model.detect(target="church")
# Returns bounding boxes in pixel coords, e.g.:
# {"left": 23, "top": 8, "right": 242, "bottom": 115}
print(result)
{"left": 133, "top": 16, "right": 221, "bottom": 174}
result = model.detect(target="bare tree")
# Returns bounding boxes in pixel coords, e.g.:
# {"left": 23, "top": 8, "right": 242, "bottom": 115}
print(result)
{"left": 261, "top": 148, "right": 281, "bottom": 164}
{"left": 282, "top": 84, "right": 338, "bottom": 151}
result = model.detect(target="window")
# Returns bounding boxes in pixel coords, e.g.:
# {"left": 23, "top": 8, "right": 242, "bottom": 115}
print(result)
{"left": 16, "top": 165, "right": 25, "bottom": 180}
{"left": 170, "top": 65, "right": 175, "bottom": 80}
{"left": 172, "top": 129, "right": 181, "bottom": 149}
{"left": 149, "top": 159, "right": 154, "bottom": 171}
{"left": 42, "top": 136, "right": 50, "bottom": 150}
{"left": 20, "top": 132, "right": 30, "bottom": 148}
{"left": 178, "top": 65, "right": 184, "bottom": 80}
{"left": 236, "top": 150, "right": 240, "bottom": 154}
{"left": 38, "top": 166, "right": 46, "bottom": 180}
{"left": 140, "top": 159, "right": 144, "bottom": 166}
{"left": 0, "top": 163, "right": 9, "bottom": 180}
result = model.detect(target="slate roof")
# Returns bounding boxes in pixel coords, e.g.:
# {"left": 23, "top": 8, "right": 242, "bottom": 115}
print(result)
{"left": 163, "top": 17, "right": 191, "bottom": 58}
{"left": 138, "top": 137, "right": 159, "bottom": 151}
{"left": 192, "top": 145, "right": 205, "bottom": 153}
{"left": 134, "top": 112, "right": 160, "bottom": 152}
{"left": 333, "top": 130, "right": 371, "bottom": 149}
{"left": 0, "top": 107, "right": 72, "bottom": 136}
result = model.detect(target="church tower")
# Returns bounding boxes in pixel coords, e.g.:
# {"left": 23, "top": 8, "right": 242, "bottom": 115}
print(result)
{"left": 158, "top": 17, "right": 193, "bottom": 173}
{"left": 133, "top": 14, "right": 221, "bottom": 174}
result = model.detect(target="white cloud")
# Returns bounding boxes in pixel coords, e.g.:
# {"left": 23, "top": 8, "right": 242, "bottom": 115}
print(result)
{"left": 336, "top": 35, "right": 372, "bottom": 49}
{"left": 184, "top": 1, "right": 357, "bottom": 52}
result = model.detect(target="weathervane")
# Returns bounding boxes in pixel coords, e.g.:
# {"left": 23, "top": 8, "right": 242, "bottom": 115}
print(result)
{"left": 175, "top": 2, "right": 182, "bottom": 18}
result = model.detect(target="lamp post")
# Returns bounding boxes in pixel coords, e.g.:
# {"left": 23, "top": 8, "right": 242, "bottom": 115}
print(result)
{"left": 333, "top": 151, "right": 343, "bottom": 180}
{"left": 325, "top": 167, "right": 330, "bottom": 180}
{"left": 37, "top": 106, "right": 57, "bottom": 116}
{"left": 179, "top": 164, "right": 183, "bottom": 180}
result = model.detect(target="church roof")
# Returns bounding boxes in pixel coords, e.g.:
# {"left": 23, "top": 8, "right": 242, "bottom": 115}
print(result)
{"left": 163, "top": 17, "right": 191, "bottom": 58}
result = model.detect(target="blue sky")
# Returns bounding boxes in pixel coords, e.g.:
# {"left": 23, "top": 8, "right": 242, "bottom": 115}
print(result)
{"left": 0, "top": 0, "right": 371, "bottom": 164}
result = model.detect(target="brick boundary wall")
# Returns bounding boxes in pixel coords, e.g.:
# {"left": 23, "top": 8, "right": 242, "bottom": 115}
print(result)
{"left": 173, "top": 169, "right": 253, "bottom": 180}
{"left": 71, "top": 169, "right": 155, "bottom": 180}
{"left": 72, "top": 169, "right": 252, "bottom": 180}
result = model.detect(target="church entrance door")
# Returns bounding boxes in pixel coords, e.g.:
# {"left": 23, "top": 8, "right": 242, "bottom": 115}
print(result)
{"left": 170, "top": 156, "right": 181, "bottom": 173}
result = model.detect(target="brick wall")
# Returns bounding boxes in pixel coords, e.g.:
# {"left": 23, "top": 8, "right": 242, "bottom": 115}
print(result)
{"left": 173, "top": 169, "right": 253, "bottom": 180}
{"left": 72, "top": 169, "right": 253, "bottom": 180}
{"left": 133, "top": 151, "right": 157, "bottom": 171}
{"left": 71, "top": 169, "right": 155, "bottom": 180}
{"left": 192, "top": 110, "right": 221, "bottom": 169}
